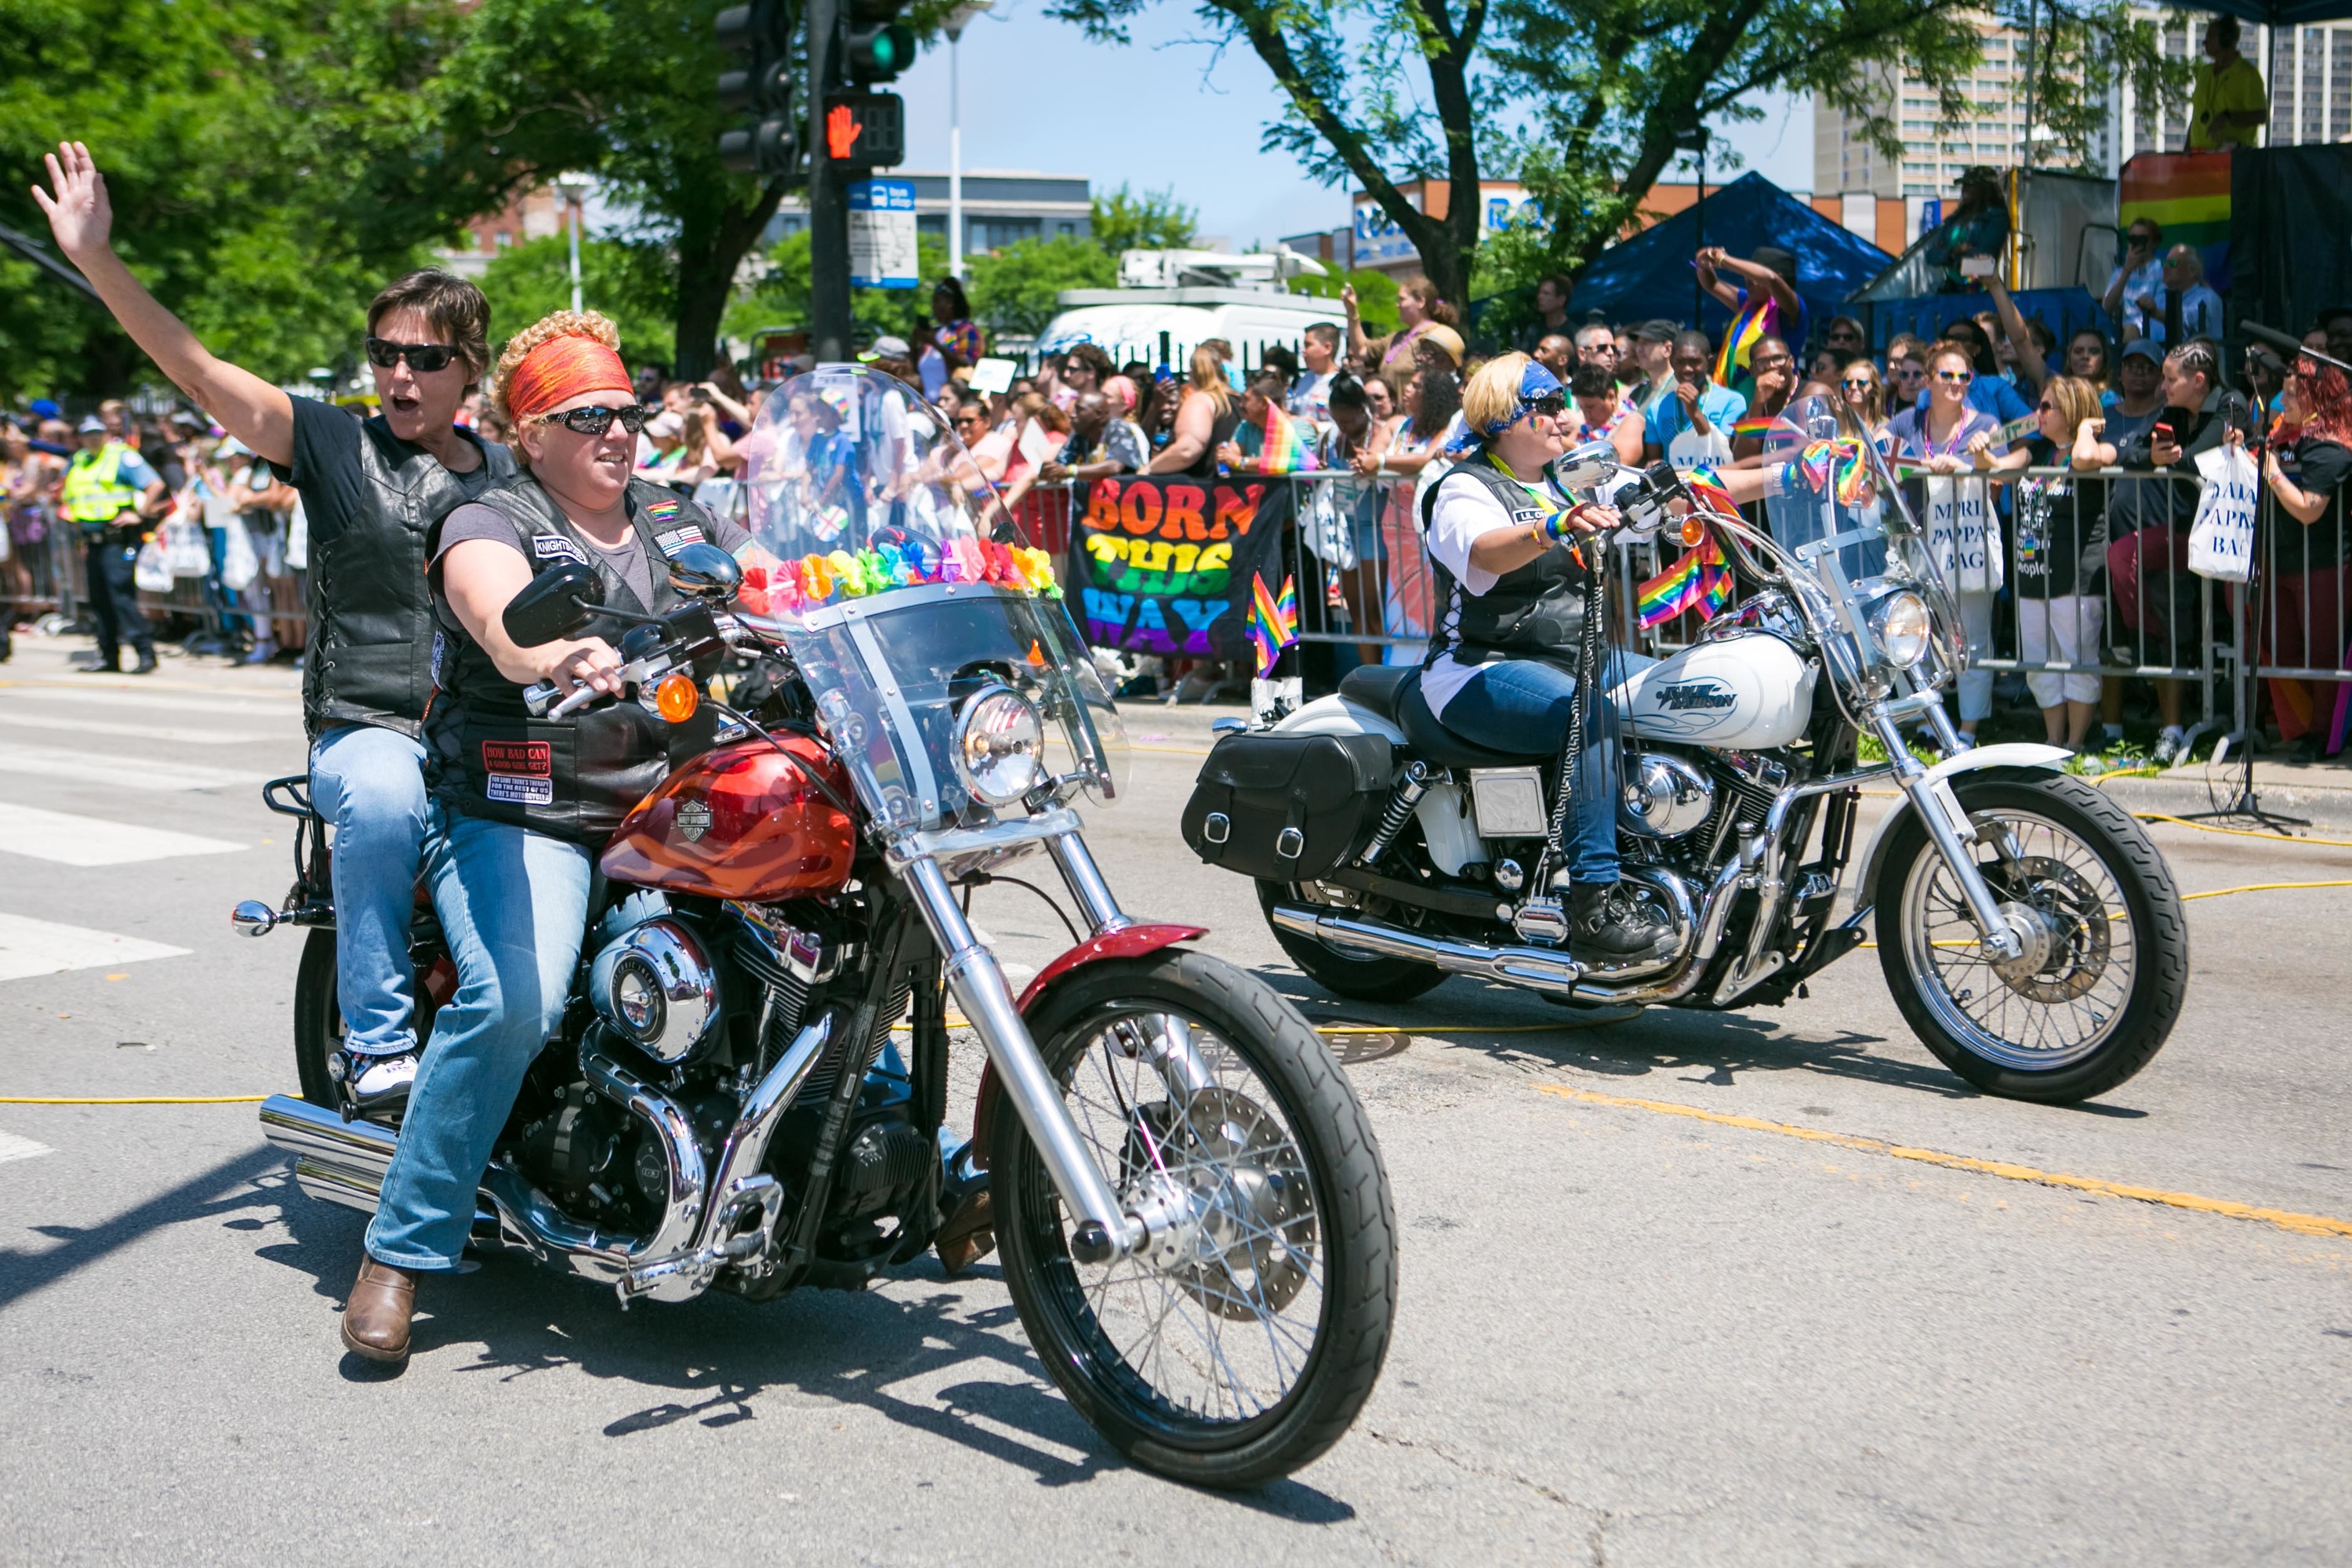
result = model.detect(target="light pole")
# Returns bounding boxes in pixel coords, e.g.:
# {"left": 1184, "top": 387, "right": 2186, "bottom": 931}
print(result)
{"left": 554, "top": 171, "right": 594, "bottom": 314}
{"left": 945, "top": 1, "right": 992, "bottom": 284}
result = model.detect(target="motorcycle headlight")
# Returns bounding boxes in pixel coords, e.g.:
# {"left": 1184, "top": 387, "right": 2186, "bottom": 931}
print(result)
{"left": 1869, "top": 590, "right": 1932, "bottom": 669}
{"left": 952, "top": 684, "right": 1046, "bottom": 805}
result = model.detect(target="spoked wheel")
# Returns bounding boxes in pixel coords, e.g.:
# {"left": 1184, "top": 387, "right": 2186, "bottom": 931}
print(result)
{"left": 1254, "top": 879, "right": 1446, "bottom": 1004}
{"left": 993, "top": 949, "right": 1396, "bottom": 1486}
{"left": 1875, "top": 775, "right": 2187, "bottom": 1102}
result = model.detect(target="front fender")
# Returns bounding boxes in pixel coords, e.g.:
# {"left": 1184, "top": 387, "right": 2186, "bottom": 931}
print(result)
{"left": 1849, "top": 743, "right": 2074, "bottom": 906}
{"left": 967, "top": 924, "right": 1209, "bottom": 1168}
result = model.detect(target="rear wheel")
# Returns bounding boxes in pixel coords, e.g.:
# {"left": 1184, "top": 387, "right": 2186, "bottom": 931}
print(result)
{"left": 1255, "top": 880, "right": 1447, "bottom": 1004}
{"left": 293, "top": 929, "right": 344, "bottom": 1110}
{"left": 993, "top": 949, "right": 1396, "bottom": 1486}
{"left": 1875, "top": 775, "right": 2187, "bottom": 1103}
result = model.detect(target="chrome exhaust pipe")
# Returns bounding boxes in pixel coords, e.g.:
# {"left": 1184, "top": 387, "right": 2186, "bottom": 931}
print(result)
{"left": 1269, "top": 905, "right": 1586, "bottom": 993}
{"left": 260, "top": 1094, "right": 395, "bottom": 1212}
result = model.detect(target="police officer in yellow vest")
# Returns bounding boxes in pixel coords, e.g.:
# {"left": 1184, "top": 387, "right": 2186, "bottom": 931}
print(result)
{"left": 60, "top": 413, "right": 169, "bottom": 673}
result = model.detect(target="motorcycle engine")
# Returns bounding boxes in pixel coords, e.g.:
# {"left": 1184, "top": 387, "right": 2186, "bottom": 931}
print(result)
{"left": 587, "top": 917, "right": 723, "bottom": 1065}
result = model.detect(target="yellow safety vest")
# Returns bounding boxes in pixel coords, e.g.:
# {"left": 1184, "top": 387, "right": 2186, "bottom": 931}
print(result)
{"left": 60, "top": 442, "right": 145, "bottom": 525}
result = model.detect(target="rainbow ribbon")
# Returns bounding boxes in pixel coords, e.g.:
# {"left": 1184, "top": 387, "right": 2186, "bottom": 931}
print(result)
{"left": 1635, "top": 536, "right": 1733, "bottom": 629}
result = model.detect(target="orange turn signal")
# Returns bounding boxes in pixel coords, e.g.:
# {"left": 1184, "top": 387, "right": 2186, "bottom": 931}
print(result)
{"left": 1681, "top": 515, "right": 1708, "bottom": 546}
{"left": 655, "top": 673, "right": 699, "bottom": 723}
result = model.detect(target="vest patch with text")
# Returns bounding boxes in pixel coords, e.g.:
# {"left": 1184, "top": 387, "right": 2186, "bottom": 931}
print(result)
{"left": 482, "top": 739, "right": 554, "bottom": 806}
{"left": 532, "top": 535, "right": 589, "bottom": 566}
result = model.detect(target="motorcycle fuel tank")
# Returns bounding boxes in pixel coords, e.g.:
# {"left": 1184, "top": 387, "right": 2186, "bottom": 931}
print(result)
{"left": 601, "top": 737, "right": 856, "bottom": 901}
{"left": 1616, "top": 632, "right": 1816, "bottom": 749}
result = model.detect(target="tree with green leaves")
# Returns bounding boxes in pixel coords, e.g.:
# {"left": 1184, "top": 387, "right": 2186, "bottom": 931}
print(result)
{"left": 967, "top": 237, "right": 1116, "bottom": 337}
{"left": 1088, "top": 184, "right": 1199, "bottom": 255}
{"left": 1048, "top": 0, "right": 2188, "bottom": 317}
{"left": 477, "top": 236, "right": 679, "bottom": 362}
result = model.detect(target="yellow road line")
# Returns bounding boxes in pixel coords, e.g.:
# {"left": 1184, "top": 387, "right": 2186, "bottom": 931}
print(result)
{"left": 1534, "top": 1083, "right": 2352, "bottom": 1240}
{"left": 0, "top": 1094, "right": 268, "bottom": 1105}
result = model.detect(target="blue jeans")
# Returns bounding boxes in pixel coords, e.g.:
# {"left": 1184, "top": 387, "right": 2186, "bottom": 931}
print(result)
{"left": 1438, "top": 656, "right": 1649, "bottom": 887}
{"left": 309, "top": 724, "right": 430, "bottom": 1058}
{"left": 366, "top": 802, "right": 592, "bottom": 1271}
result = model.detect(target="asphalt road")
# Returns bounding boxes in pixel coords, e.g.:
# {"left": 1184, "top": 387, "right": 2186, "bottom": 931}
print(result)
{"left": 2, "top": 631, "right": 2348, "bottom": 1566}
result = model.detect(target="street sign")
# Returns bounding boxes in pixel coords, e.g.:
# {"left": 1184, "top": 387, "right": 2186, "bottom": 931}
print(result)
{"left": 848, "top": 179, "right": 918, "bottom": 289}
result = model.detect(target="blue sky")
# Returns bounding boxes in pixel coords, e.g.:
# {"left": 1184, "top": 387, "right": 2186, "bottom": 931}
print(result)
{"left": 891, "top": 1, "right": 1815, "bottom": 248}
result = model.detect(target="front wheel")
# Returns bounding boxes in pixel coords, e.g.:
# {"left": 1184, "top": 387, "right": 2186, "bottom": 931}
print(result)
{"left": 993, "top": 949, "right": 1396, "bottom": 1486}
{"left": 1875, "top": 775, "right": 2188, "bottom": 1102}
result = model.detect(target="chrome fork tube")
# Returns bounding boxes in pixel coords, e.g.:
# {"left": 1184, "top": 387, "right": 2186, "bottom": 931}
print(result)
{"left": 1045, "top": 829, "right": 1131, "bottom": 936}
{"left": 1870, "top": 711, "right": 2022, "bottom": 960}
{"left": 901, "top": 855, "right": 1139, "bottom": 1258}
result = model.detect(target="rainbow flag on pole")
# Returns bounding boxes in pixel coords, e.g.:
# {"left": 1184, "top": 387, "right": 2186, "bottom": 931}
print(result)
{"left": 1635, "top": 537, "right": 1733, "bottom": 629}
{"left": 1258, "top": 403, "right": 1319, "bottom": 474}
{"left": 1249, "top": 572, "right": 1299, "bottom": 677}
{"left": 1712, "top": 294, "right": 1777, "bottom": 386}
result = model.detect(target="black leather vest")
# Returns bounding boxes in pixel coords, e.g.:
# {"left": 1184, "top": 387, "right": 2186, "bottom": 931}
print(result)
{"left": 302, "top": 419, "right": 516, "bottom": 740}
{"left": 423, "top": 476, "right": 719, "bottom": 844}
{"left": 1419, "top": 455, "right": 1588, "bottom": 668}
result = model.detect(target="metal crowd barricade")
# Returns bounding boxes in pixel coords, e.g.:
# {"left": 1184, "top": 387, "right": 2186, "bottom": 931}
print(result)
{"left": 2248, "top": 473, "right": 2352, "bottom": 748}
{"left": 1, "top": 503, "right": 82, "bottom": 626}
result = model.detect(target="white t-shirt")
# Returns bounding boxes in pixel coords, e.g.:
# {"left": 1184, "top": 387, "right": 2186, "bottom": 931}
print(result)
{"left": 1420, "top": 471, "right": 1553, "bottom": 717}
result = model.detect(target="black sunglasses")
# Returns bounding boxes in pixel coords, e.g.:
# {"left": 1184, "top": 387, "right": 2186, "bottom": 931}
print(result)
{"left": 1527, "top": 394, "right": 1568, "bottom": 418}
{"left": 535, "top": 403, "right": 650, "bottom": 437}
{"left": 364, "top": 337, "right": 461, "bottom": 373}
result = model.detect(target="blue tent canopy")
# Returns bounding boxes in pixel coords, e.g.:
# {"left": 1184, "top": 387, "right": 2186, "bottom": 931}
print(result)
{"left": 1572, "top": 172, "right": 1893, "bottom": 347}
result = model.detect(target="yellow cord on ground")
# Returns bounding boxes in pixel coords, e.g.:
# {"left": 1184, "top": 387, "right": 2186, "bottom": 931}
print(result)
{"left": 0, "top": 1094, "right": 269, "bottom": 1105}
{"left": 2182, "top": 878, "right": 2352, "bottom": 900}
{"left": 1534, "top": 1082, "right": 2352, "bottom": 1240}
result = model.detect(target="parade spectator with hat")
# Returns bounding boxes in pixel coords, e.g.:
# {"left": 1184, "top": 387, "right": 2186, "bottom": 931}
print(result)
{"left": 60, "top": 412, "right": 167, "bottom": 673}
{"left": 1625, "top": 320, "right": 1679, "bottom": 411}
{"left": 1926, "top": 167, "right": 2010, "bottom": 292}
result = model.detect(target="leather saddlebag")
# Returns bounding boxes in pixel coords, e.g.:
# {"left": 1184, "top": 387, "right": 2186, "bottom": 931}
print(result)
{"left": 1179, "top": 731, "right": 1394, "bottom": 882}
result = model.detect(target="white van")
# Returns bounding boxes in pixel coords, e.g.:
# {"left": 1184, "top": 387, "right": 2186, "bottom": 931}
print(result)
{"left": 1034, "top": 286, "right": 1345, "bottom": 374}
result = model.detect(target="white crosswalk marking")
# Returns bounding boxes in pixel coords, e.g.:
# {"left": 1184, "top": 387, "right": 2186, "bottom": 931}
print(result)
{"left": 0, "top": 686, "right": 292, "bottom": 718}
{"left": 0, "top": 913, "right": 190, "bottom": 982}
{"left": 0, "top": 1132, "right": 54, "bottom": 1166}
{"left": 0, "top": 742, "right": 273, "bottom": 793}
{"left": 0, "top": 711, "right": 275, "bottom": 746}
{"left": 0, "top": 803, "right": 243, "bottom": 866}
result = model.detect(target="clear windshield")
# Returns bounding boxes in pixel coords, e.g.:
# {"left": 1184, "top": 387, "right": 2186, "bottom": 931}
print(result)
{"left": 1758, "top": 394, "right": 1963, "bottom": 664}
{"left": 735, "top": 366, "right": 1127, "bottom": 835}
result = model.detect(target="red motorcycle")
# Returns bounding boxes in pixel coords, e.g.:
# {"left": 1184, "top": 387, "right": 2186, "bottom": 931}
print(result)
{"left": 241, "top": 367, "right": 1396, "bottom": 1485}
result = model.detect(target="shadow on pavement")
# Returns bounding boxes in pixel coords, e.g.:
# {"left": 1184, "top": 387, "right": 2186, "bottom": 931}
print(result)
{"left": 0, "top": 1145, "right": 285, "bottom": 1314}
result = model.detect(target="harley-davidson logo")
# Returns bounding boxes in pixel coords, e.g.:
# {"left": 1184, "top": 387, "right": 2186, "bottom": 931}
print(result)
{"left": 674, "top": 798, "right": 712, "bottom": 842}
{"left": 1655, "top": 681, "right": 1736, "bottom": 713}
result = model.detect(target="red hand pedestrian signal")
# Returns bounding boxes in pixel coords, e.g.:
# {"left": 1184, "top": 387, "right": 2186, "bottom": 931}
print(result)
{"left": 826, "top": 102, "right": 861, "bottom": 161}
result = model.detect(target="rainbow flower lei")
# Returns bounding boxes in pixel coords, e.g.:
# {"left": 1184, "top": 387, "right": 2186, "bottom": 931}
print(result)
{"left": 737, "top": 536, "right": 1060, "bottom": 618}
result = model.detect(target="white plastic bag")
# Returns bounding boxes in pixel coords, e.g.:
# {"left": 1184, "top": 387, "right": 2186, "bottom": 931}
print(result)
{"left": 220, "top": 507, "right": 260, "bottom": 590}
{"left": 1922, "top": 474, "right": 2005, "bottom": 593}
{"left": 285, "top": 495, "right": 308, "bottom": 572}
{"left": 133, "top": 537, "right": 173, "bottom": 593}
{"left": 2187, "top": 443, "right": 2258, "bottom": 583}
{"left": 163, "top": 506, "right": 212, "bottom": 579}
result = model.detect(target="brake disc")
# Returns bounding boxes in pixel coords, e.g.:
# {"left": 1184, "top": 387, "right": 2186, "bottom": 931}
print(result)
{"left": 1122, "top": 1088, "right": 1319, "bottom": 1319}
{"left": 1987, "top": 855, "right": 2109, "bottom": 1004}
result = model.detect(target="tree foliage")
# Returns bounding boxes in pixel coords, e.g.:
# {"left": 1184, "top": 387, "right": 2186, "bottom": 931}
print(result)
{"left": 1088, "top": 183, "right": 1199, "bottom": 255}
{"left": 724, "top": 231, "right": 952, "bottom": 347}
{"left": 477, "top": 235, "right": 677, "bottom": 365}
{"left": 967, "top": 236, "right": 1116, "bottom": 337}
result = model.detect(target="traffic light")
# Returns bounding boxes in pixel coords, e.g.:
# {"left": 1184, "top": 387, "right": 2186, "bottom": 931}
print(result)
{"left": 715, "top": 0, "right": 798, "bottom": 176}
{"left": 822, "top": 92, "right": 905, "bottom": 168}
{"left": 842, "top": 0, "right": 916, "bottom": 84}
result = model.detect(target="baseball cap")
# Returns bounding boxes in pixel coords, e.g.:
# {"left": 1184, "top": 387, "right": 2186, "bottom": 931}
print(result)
{"left": 30, "top": 397, "right": 60, "bottom": 420}
{"left": 859, "top": 335, "right": 912, "bottom": 362}
{"left": 1632, "top": 319, "right": 1679, "bottom": 344}
{"left": 2121, "top": 339, "right": 2164, "bottom": 365}
{"left": 77, "top": 414, "right": 107, "bottom": 434}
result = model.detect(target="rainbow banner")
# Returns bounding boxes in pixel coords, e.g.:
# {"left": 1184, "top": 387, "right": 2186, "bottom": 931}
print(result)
{"left": 1249, "top": 572, "right": 1299, "bottom": 677}
{"left": 1258, "top": 404, "right": 1319, "bottom": 474}
{"left": 1713, "top": 294, "right": 1777, "bottom": 386}
{"left": 1635, "top": 537, "right": 1733, "bottom": 629}
{"left": 2119, "top": 151, "right": 2232, "bottom": 291}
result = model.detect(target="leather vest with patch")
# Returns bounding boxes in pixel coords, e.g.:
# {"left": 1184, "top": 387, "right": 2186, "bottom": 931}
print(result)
{"left": 1419, "top": 454, "right": 1589, "bottom": 669}
{"left": 423, "top": 477, "right": 720, "bottom": 844}
{"left": 303, "top": 420, "right": 517, "bottom": 741}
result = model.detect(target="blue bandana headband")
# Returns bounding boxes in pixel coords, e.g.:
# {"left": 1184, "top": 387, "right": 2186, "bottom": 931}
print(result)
{"left": 1444, "top": 361, "right": 1563, "bottom": 456}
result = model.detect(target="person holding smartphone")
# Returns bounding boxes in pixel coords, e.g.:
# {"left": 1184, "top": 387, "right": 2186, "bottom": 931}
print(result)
{"left": 35, "top": 142, "right": 517, "bottom": 1121}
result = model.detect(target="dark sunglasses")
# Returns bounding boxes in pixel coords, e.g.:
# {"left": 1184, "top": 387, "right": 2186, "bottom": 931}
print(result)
{"left": 534, "top": 403, "right": 650, "bottom": 436}
{"left": 364, "top": 337, "right": 461, "bottom": 373}
{"left": 1840, "top": 377, "right": 1875, "bottom": 390}
{"left": 1526, "top": 394, "right": 1568, "bottom": 418}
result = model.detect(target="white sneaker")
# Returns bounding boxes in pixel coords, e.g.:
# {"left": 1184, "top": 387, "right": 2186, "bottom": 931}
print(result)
{"left": 342, "top": 1050, "right": 419, "bottom": 1109}
{"left": 2153, "top": 726, "right": 2186, "bottom": 766}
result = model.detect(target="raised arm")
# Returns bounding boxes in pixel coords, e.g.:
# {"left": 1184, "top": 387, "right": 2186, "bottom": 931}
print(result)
{"left": 32, "top": 143, "right": 294, "bottom": 466}
{"left": 1985, "top": 277, "right": 2050, "bottom": 391}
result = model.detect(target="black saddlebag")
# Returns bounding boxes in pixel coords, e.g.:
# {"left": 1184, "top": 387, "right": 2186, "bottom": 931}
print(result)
{"left": 1179, "top": 731, "right": 1395, "bottom": 882}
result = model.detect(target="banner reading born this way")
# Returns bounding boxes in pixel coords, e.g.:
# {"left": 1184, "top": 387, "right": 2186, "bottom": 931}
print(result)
{"left": 1069, "top": 475, "right": 1294, "bottom": 658}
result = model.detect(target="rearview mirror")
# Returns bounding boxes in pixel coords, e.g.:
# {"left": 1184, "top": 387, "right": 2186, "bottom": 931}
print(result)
{"left": 502, "top": 561, "right": 604, "bottom": 648}
{"left": 1548, "top": 439, "right": 1620, "bottom": 492}
{"left": 666, "top": 540, "right": 742, "bottom": 600}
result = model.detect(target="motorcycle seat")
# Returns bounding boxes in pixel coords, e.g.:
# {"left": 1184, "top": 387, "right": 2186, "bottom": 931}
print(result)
{"left": 1337, "top": 664, "right": 1412, "bottom": 721}
{"left": 1392, "top": 670, "right": 1558, "bottom": 769}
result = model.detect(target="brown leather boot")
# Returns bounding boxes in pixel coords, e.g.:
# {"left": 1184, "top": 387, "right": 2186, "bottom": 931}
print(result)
{"left": 340, "top": 1257, "right": 417, "bottom": 1363}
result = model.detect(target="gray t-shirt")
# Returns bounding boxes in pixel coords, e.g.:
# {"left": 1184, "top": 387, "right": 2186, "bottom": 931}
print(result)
{"left": 436, "top": 497, "right": 750, "bottom": 609}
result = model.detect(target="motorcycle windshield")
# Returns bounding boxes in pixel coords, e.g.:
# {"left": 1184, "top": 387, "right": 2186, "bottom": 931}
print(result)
{"left": 734, "top": 366, "right": 1126, "bottom": 837}
{"left": 1756, "top": 394, "right": 1963, "bottom": 650}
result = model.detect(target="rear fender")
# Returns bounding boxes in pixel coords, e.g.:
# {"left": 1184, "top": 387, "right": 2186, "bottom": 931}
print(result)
{"left": 1849, "top": 744, "right": 2073, "bottom": 905}
{"left": 967, "top": 924, "right": 1208, "bottom": 1168}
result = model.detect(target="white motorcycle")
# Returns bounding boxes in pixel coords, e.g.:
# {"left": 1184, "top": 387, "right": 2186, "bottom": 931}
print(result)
{"left": 1183, "top": 395, "right": 2187, "bottom": 1104}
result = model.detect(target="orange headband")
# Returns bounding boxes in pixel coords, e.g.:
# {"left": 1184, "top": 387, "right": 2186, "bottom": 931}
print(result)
{"left": 506, "top": 334, "right": 632, "bottom": 421}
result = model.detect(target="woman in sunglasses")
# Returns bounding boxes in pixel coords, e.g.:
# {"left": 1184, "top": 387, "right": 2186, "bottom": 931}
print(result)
{"left": 1890, "top": 341, "right": 2007, "bottom": 744}
{"left": 1838, "top": 360, "right": 1892, "bottom": 447}
{"left": 336, "top": 311, "right": 768, "bottom": 1360}
{"left": 34, "top": 141, "right": 518, "bottom": 1118}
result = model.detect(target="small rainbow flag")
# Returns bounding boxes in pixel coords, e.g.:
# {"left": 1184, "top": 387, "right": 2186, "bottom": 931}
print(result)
{"left": 1250, "top": 572, "right": 1299, "bottom": 677}
{"left": 1712, "top": 294, "right": 1777, "bottom": 386}
{"left": 1635, "top": 537, "right": 1733, "bottom": 629}
{"left": 1258, "top": 403, "right": 1319, "bottom": 474}
{"left": 1730, "top": 413, "right": 1780, "bottom": 442}
{"left": 1683, "top": 463, "right": 1739, "bottom": 517}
